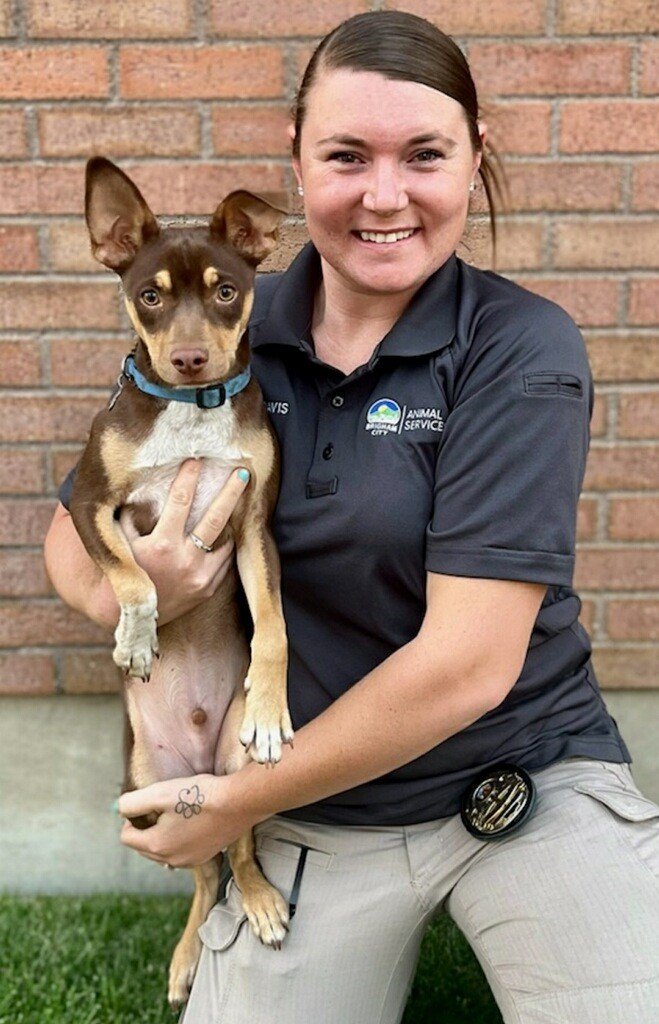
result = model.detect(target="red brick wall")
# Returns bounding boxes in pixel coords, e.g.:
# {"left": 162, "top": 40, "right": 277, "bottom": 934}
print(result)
{"left": 0, "top": 0, "right": 657, "bottom": 695}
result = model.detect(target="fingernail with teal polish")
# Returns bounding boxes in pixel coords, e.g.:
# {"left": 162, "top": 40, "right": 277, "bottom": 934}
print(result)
{"left": 110, "top": 798, "right": 120, "bottom": 814}
{"left": 238, "top": 468, "right": 250, "bottom": 483}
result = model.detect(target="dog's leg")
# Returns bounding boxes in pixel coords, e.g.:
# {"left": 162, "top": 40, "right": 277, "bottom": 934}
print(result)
{"left": 168, "top": 855, "right": 223, "bottom": 1010}
{"left": 235, "top": 518, "right": 293, "bottom": 764}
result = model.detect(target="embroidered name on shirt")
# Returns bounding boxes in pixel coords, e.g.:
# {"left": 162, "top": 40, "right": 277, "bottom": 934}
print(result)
{"left": 266, "top": 401, "right": 289, "bottom": 415}
{"left": 403, "top": 408, "right": 444, "bottom": 433}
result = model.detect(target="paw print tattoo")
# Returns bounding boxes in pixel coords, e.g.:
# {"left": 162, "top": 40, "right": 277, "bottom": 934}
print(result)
{"left": 175, "top": 784, "right": 205, "bottom": 819}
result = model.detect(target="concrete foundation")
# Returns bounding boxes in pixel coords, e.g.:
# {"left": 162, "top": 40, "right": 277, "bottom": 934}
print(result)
{"left": 1, "top": 692, "right": 657, "bottom": 894}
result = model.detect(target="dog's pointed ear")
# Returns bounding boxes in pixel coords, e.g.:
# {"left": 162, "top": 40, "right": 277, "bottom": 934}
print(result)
{"left": 210, "top": 190, "right": 288, "bottom": 266}
{"left": 85, "top": 157, "right": 159, "bottom": 271}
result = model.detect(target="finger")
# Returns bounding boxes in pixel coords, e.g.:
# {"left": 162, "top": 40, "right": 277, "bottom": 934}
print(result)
{"left": 206, "top": 539, "right": 236, "bottom": 589}
{"left": 155, "top": 459, "right": 203, "bottom": 539}
{"left": 117, "top": 783, "right": 166, "bottom": 819}
{"left": 191, "top": 468, "right": 250, "bottom": 548}
{"left": 120, "top": 820, "right": 167, "bottom": 860}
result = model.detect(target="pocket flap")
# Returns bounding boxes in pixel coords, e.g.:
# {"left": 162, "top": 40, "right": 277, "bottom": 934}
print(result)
{"left": 198, "top": 882, "right": 247, "bottom": 952}
{"left": 573, "top": 781, "right": 659, "bottom": 823}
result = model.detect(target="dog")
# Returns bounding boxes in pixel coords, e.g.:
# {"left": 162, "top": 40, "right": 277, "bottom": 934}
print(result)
{"left": 68, "top": 156, "right": 293, "bottom": 1007}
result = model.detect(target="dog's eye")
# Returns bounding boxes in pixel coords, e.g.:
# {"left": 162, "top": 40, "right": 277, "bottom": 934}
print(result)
{"left": 217, "top": 283, "right": 237, "bottom": 303}
{"left": 140, "top": 288, "right": 160, "bottom": 306}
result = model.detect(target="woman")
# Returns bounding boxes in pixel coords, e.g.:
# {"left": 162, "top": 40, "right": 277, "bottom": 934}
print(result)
{"left": 45, "top": 11, "right": 659, "bottom": 1023}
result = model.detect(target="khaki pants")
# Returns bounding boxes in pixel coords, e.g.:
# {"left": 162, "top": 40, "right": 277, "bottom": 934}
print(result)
{"left": 180, "top": 758, "right": 659, "bottom": 1023}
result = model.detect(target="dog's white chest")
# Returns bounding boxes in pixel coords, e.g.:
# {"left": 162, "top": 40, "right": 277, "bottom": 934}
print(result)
{"left": 126, "top": 401, "right": 247, "bottom": 524}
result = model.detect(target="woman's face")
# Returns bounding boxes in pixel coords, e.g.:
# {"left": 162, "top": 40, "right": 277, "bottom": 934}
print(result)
{"left": 290, "top": 68, "right": 485, "bottom": 297}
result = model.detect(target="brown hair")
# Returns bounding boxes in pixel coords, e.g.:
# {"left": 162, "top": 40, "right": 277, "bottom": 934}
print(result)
{"left": 290, "top": 10, "right": 509, "bottom": 264}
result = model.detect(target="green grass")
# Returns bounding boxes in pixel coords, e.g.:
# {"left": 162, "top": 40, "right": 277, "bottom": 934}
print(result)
{"left": 0, "top": 896, "right": 502, "bottom": 1024}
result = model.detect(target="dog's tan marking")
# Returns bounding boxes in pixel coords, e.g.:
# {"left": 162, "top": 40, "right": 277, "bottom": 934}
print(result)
{"left": 100, "top": 428, "right": 136, "bottom": 494}
{"left": 203, "top": 266, "right": 219, "bottom": 288}
{"left": 168, "top": 858, "right": 222, "bottom": 1007}
{"left": 154, "top": 269, "right": 172, "bottom": 291}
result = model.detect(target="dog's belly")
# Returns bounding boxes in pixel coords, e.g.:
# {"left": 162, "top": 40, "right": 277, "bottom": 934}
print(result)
{"left": 126, "top": 587, "right": 250, "bottom": 782}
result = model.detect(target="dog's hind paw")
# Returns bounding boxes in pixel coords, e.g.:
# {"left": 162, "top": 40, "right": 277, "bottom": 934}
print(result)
{"left": 167, "top": 942, "right": 200, "bottom": 1011}
{"left": 242, "top": 880, "right": 289, "bottom": 948}
{"left": 113, "top": 594, "right": 159, "bottom": 681}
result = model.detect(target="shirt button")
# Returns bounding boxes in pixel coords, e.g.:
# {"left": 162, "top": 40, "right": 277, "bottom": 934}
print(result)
{"left": 322, "top": 444, "right": 334, "bottom": 460}
{"left": 331, "top": 395, "right": 344, "bottom": 408}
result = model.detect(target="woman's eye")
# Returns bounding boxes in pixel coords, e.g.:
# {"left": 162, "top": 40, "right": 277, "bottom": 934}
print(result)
{"left": 217, "top": 283, "right": 237, "bottom": 302}
{"left": 140, "top": 288, "right": 160, "bottom": 306}
{"left": 329, "top": 151, "right": 360, "bottom": 164}
{"left": 413, "top": 149, "right": 445, "bottom": 162}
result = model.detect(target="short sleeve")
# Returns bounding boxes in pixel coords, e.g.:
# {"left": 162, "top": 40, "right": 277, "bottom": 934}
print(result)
{"left": 58, "top": 464, "right": 78, "bottom": 511}
{"left": 425, "top": 300, "right": 592, "bottom": 587}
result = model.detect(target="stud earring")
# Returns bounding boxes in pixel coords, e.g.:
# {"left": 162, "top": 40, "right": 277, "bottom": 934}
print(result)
{"left": 297, "top": 185, "right": 304, "bottom": 196}
{"left": 469, "top": 182, "right": 476, "bottom": 192}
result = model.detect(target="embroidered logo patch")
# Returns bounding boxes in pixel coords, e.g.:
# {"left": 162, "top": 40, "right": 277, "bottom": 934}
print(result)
{"left": 365, "top": 399, "right": 401, "bottom": 435}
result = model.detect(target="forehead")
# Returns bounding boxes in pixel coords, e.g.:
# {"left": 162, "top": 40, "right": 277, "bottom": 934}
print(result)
{"left": 303, "top": 68, "right": 468, "bottom": 144}
{"left": 123, "top": 227, "right": 253, "bottom": 290}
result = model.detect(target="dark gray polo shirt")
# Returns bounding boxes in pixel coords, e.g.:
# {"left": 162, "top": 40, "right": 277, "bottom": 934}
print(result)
{"left": 59, "top": 242, "right": 630, "bottom": 826}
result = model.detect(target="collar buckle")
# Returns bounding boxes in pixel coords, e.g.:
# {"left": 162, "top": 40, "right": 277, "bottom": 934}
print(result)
{"left": 195, "top": 382, "right": 226, "bottom": 409}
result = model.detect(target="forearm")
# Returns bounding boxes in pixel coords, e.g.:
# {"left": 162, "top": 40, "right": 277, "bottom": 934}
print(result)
{"left": 226, "top": 638, "right": 504, "bottom": 825}
{"left": 44, "top": 508, "right": 120, "bottom": 630}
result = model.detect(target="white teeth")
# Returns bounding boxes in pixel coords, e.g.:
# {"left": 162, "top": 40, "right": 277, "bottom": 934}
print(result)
{"left": 358, "top": 229, "right": 415, "bottom": 243}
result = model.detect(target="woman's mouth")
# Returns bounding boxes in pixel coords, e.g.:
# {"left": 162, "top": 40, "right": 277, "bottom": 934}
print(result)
{"left": 352, "top": 227, "right": 421, "bottom": 246}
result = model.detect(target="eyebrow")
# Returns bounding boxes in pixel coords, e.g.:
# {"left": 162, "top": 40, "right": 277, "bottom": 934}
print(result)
{"left": 315, "top": 132, "right": 458, "bottom": 151}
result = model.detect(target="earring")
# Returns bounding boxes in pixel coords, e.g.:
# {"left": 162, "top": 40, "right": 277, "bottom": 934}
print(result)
{"left": 469, "top": 182, "right": 476, "bottom": 192}
{"left": 297, "top": 185, "right": 304, "bottom": 196}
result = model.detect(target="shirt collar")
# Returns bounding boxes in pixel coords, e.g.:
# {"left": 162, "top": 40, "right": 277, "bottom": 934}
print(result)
{"left": 250, "top": 241, "right": 458, "bottom": 359}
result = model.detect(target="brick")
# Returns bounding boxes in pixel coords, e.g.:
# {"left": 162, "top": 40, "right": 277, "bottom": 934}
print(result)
{"left": 0, "top": 449, "right": 44, "bottom": 494}
{"left": 62, "top": 650, "right": 120, "bottom": 694}
{"left": 210, "top": 0, "right": 370, "bottom": 37}
{"left": 557, "top": 0, "right": 659, "bottom": 34}
{"left": 27, "top": 0, "right": 193, "bottom": 38}
{"left": 0, "top": 164, "right": 83, "bottom": 215}
{"left": 618, "top": 393, "right": 659, "bottom": 438}
{"left": 560, "top": 101, "right": 659, "bottom": 154}
{"left": 577, "top": 496, "right": 598, "bottom": 540}
{"left": 513, "top": 277, "right": 620, "bottom": 328}
{"left": 0, "top": 281, "right": 118, "bottom": 330}
{"left": 0, "top": 226, "right": 40, "bottom": 272}
{"left": 484, "top": 101, "right": 551, "bottom": 155}
{"left": 584, "top": 445, "right": 659, "bottom": 490}
{"left": 578, "top": 598, "right": 595, "bottom": 635}
{"left": 0, "top": 0, "right": 11, "bottom": 35}
{"left": 468, "top": 43, "right": 631, "bottom": 97}
{"left": 0, "top": 498, "right": 56, "bottom": 545}
{"left": 591, "top": 647, "right": 658, "bottom": 690}
{"left": 120, "top": 45, "right": 284, "bottom": 100}
{"left": 591, "top": 393, "right": 607, "bottom": 437}
{"left": 0, "top": 396, "right": 100, "bottom": 443}
{"left": 381, "top": 0, "right": 544, "bottom": 35}
{"left": 639, "top": 39, "right": 659, "bottom": 96}
{"left": 38, "top": 106, "right": 201, "bottom": 159}
{"left": 505, "top": 162, "right": 622, "bottom": 212}
{"left": 606, "top": 600, "right": 659, "bottom": 641}
{"left": 554, "top": 219, "right": 659, "bottom": 270}
{"left": 0, "top": 551, "right": 51, "bottom": 596}
{"left": 0, "top": 47, "right": 108, "bottom": 99}
{"left": 51, "top": 448, "right": 84, "bottom": 490}
{"left": 0, "top": 340, "right": 42, "bottom": 386}
{"left": 629, "top": 279, "right": 659, "bottom": 326}
{"left": 101, "top": 162, "right": 286, "bottom": 216}
{"left": 48, "top": 221, "right": 100, "bottom": 273}
{"left": 631, "top": 163, "right": 659, "bottom": 212}
{"left": 457, "top": 218, "right": 544, "bottom": 273}
{"left": 0, "top": 653, "right": 55, "bottom": 696}
{"left": 50, "top": 337, "right": 129, "bottom": 387}
{"left": 584, "top": 333, "right": 659, "bottom": 383}
{"left": 0, "top": 601, "right": 109, "bottom": 646}
{"left": 609, "top": 498, "right": 659, "bottom": 541}
{"left": 0, "top": 110, "right": 27, "bottom": 158}
{"left": 212, "top": 104, "right": 290, "bottom": 157}
{"left": 575, "top": 548, "right": 659, "bottom": 590}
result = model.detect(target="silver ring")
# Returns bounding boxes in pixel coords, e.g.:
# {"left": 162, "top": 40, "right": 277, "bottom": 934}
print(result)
{"left": 189, "top": 532, "right": 213, "bottom": 554}
{"left": 161, "top": 862, "right": 175, "bottom": 871}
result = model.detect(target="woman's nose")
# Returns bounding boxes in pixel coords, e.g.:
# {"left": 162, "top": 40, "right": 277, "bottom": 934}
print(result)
{"left": 362, "top": 164, "right": 409, "bottom": 215}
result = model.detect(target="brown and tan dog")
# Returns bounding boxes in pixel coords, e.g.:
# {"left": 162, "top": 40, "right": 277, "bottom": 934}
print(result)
{"left": 69, "top": 156, "right": 293, "bottom": 1007}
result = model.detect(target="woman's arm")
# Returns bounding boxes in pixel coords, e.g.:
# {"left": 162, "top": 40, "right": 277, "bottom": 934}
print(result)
{"left": 118, "top": 573, "right": 546, "bottom": 867}
{"left": 44, "top": 460, "right": 248, "bottom": 629}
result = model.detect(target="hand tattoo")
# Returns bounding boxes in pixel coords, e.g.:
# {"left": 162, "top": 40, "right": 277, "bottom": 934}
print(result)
{"left": 175, "top": 784, "right": 205, "bottom": 819}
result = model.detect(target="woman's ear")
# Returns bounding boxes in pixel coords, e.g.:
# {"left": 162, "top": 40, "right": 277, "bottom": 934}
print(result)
{"left": 287, "top": 123, "right": 303, "bottom": 190}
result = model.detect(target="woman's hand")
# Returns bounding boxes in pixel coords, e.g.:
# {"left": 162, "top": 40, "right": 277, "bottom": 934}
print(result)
{"left": 123, "top": 459, "right": 250, "bottom": 627}
{"left": 117, "top": 773, "right": 253, "bottom": 868}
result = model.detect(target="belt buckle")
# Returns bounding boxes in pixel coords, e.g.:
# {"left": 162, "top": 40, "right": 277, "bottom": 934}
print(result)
{"left": 460, "top": 763, "right": 537, "bottom": 841}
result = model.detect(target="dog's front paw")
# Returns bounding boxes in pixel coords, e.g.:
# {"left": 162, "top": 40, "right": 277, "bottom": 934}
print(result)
{"left": 113, "top": 593, "right": 159, "bottom": 681}
{"left": 239, "top": 688, "right": 294, "bottom": 765}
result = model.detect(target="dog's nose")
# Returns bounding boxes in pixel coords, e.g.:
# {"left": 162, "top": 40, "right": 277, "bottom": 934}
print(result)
{"left": 170, "top": 348, "right": 209, "bottom": 375}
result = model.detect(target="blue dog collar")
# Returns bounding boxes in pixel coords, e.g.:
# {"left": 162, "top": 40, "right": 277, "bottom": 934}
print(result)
{"left": 120, "top": 353, "right": 251, "bottom": 409}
